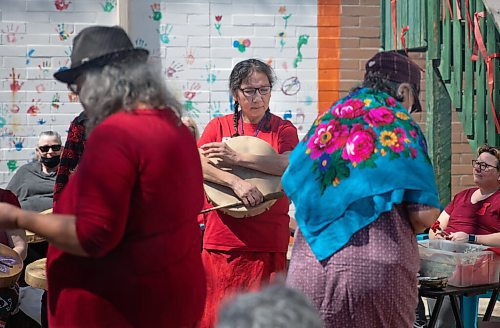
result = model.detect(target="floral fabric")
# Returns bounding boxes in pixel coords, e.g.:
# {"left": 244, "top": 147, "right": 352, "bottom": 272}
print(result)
{"left": 282, "top": 88, "right": 440, "bottom": 261}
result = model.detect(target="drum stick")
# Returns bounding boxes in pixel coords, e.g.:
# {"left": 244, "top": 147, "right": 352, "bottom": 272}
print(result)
{"left": 200, "top": 191, "right": 284, "bottom": 214}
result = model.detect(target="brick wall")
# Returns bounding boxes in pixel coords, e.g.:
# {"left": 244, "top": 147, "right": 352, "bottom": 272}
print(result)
{"left": 338, "top": 0, "right": 474, "bottom": 196}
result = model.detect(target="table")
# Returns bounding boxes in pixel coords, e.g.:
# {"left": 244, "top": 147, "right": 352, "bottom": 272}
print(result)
{"left": 420, "top": 282, "right": 500, "bottom": 328}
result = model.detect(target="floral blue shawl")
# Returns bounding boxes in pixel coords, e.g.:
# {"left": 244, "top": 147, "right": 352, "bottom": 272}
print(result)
{"left": 282, "top": 88, "right": 440, "bottom": 261}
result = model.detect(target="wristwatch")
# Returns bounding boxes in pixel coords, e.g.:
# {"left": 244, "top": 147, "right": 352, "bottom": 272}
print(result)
{"left": 468, "top": 234, "right": 476, "bottom": 243}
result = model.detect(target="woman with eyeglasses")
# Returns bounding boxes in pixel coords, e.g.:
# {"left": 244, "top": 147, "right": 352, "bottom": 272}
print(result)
{"left": 7, "top": 131, "right": 62, "bottom": 213}
{"left": 423, "top": 144, "right": 500, "bottom": 328}
{"left": 431, "top": 144, "right": 500, "bottom": 243}
{"left": 197, "top": 58, "right": 299, "bottom": 328}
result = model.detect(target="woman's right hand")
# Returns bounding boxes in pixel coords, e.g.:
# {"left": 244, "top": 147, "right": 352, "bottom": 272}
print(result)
{"left": 231, "top": 179, "right": 264, "bottom": 207}
{"left": 0, "top": 203, "right": 20, "bottom": 230}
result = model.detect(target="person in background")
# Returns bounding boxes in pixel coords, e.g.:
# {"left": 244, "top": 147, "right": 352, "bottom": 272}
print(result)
{"left": 283, "top": 51, "right": 441, "bottom": 327}
{"left": 216, "top": 284, "right": 323, "bottom": 328}
{"left": 0, "top": 25, "right": 206, "bottom": 327}
{"left": 197, "top": 58, "right": 299, "bottom": 327}
{"left": 182, "top": 116, "right": 200, "bottom": 141}
{"left": 7, "top": 131, "right": 62, "bottom": 213}
{"left": 417, "top": 144, "right": 500, "bottom": 328}
{"left": 53, "top": 111, "right": 87, "bottom": 206}
{"left": 0, "top": 188, "right": 27, "bottom": 328}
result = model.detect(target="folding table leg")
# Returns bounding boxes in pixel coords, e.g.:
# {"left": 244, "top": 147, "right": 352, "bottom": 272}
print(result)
{"left": 428, "top": 296, "right": 445, "bottom": 328}
{"left": 449, "top": 295, "right": 463, "bottom": 328}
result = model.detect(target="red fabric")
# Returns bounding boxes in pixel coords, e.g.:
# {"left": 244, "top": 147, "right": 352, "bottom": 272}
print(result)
{"left": 197, "top": 113, "right": 298, "bottom": 252}
{"left": 444, "top": 188, "right": 500, "bottom": 235}
{"left": 198, "top": 249, "right": 286, "bottom": 328}
{"left": 0, "top": 189, "right": 20, "bottom": 246}
{"left": 48, "top": 109, "right": 206, "bottom": 327}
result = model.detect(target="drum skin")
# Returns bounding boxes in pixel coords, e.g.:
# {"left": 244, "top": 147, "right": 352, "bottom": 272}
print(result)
{"left": 203, "top": 136, "right": 282, "bottom": 218}
{"left": 0, "top": 244, "right": 23, "bottom": 288}
{"left": 25, "top": 258, "right": 47, "bottom": 290}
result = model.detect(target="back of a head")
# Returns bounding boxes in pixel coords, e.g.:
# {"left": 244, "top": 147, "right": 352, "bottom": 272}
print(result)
{"left": 216, "top": 285, "right": 323, "bottom": 328}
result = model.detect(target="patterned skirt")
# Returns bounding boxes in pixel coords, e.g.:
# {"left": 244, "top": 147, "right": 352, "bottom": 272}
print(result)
{"left": 287, "top": 205, "right": 420, "bottom": 328}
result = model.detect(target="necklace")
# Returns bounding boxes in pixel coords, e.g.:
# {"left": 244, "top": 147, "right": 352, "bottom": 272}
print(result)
{"left": 239, "top": 110, "right": 270, "bottom": 137}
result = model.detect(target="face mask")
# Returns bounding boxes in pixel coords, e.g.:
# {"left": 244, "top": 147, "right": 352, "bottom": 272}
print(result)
{"left": 40, "top": 155, "right": 61, "bottom": 168}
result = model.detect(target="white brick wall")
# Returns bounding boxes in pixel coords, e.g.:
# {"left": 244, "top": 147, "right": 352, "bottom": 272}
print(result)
{"left": 0, "top": 0, "right": 320, "bottom": 196}
{"left": 0, "top": 0, "right": 119, "bottom": 186}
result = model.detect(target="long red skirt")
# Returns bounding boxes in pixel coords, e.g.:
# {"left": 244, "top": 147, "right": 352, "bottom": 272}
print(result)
{"left": 198, "top": 249, "right": 286, "bottom": 328}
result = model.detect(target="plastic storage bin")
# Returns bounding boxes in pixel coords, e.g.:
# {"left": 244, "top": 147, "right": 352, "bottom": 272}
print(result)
{"left": 418, "top": 239, "right": 499, "bottom": 287}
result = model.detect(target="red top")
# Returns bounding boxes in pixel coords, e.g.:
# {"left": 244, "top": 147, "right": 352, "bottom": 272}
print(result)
{"left": 0, "top": 189, "right": 21, "bottom": 245}
{"left": 48, "top": 109, "right": 206, "bottom": 327}
{"left": 444, "top": 188, "right": 500, "bottom": 234}
{"left": 197, "top": 113, "right": 298, "bottom": 252}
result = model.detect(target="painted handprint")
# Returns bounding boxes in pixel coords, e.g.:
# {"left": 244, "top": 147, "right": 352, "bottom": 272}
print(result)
{"left": 183, "top": 82, "right": 201, "bottom": 100}
{"left": 209, "top": 101, "right": 223, "bottom": 118}
{"left": 165, "top": 61, "right": 184, "bottom": 78}
{"left": 293, "top": 35, "right": 309, "bottom": 68}
{"left": 7, "top": 160, "right": 18, "bottom": 172}
{"left": 101, "top": 0, "right": 116, "bottom": 12}
{"left": 11, "top": 137, "right": 25, "bottom": 151}
{"left": 9, "top": 68, "right": 23, "bottom": 93}
{"left": 134, "top": 38, "right": 148, "bottom": 48}
{"left": 203, "top": 64, "right": 217, "bottom": 84}
{"left": 149, "top": 3, "right": 162, "bottom": 21}
{"left": 157, "top": 24, "right": 173, "bottom": 44}
{"left": 27, "top": 99, "right": 41, "bottom": 116}
{"left": 56, "top": 24, "right": 73, "bottom": 41}
{"left": 54, "top": 0, "right": 71, "bottom": 11}
{"left": 2, "top": 24, "right": 20, "bottom": 43}
{"left": 38, "top": 60, "right": 51, "bottom": 77}
{"left": 52, "top": 93, "right": 61, "bottom": 109}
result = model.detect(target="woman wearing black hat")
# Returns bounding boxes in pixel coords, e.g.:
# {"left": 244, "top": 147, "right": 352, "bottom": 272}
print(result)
{"left": 283, "top": 51, "right": 441, "bottom": 327}
{"left": 0, "top": 26, "right": 206, "bottom": 327}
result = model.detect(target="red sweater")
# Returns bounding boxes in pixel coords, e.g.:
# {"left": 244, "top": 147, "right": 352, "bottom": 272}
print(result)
{"left": 48, "top": 109, "right": 206, "bottom": 327}
{"left": 444, "top": 188, "right": 500, "bottom": 235}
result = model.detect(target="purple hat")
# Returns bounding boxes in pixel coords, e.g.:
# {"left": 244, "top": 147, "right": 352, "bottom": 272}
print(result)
{"left": 365, "top": 51, "right": 422, "bottom": 112}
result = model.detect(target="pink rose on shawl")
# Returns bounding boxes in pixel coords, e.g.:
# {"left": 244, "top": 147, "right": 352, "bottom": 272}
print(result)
{"left": 409, "top": 147, "right": 417, "bottom": 158}
{"left": 409, "top": 129, "right": 418, "bottom": 139}
{"left": 386, "top": 97, "right": 397, "bottom": 107}
{"left": 307, "top": 121, "right": 349, "bottom": 159}
{"left": 364, "top": 107, "right": 395, "bottom": 127}
{"left": 342, "top": 124, "right": 376, "bottom": 164}
{"left": 331, "top": 98, "right": 366, "bottom": 119}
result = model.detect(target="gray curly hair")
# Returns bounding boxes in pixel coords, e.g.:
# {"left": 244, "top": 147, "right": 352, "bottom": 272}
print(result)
{"left": 216, "top": 284, "right": 323, "bottom": 328}
{"left": 78, "top": 57, "right": 183, "bottom": 133}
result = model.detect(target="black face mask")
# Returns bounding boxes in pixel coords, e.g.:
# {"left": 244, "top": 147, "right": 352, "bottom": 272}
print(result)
{"left": 40, "top": 155, "right": 61, "bottom": 168}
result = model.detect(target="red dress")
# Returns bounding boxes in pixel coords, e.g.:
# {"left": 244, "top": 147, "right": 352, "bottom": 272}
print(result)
{"left": 197, "top": 113, "right": 298, "bottom": 327}
{"left": 48, "top": 109, "right": 206, "bottom": 327}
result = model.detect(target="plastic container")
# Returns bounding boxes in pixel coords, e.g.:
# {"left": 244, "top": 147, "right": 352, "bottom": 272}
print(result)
{"left": 418, "top": 239, "right": 500, "bottom": 287}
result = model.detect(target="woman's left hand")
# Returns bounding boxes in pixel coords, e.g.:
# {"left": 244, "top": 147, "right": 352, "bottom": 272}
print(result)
{"left": 200, "top": 142, "right": 240, "bottom": 166}
{"left": 448, "top": 231, "right": 468, "bottom": 243}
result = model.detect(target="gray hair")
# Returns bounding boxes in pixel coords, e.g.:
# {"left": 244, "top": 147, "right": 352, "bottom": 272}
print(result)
{"left": 216, "top": 285, "right": 323, "bottom": 328}
{"left": 38, "top": 131, "right": 62, "bottom": 144}
{"left": 78, "top": 57, "right": 183, "bottom": 133}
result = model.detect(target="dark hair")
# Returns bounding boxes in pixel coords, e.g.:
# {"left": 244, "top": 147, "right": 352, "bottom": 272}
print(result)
{"left": 477, "top": 144, "right": 500, "bottom": 169}
{"left": 229, "top": 59, "right": 276, "bottom": 137}
{"left": 351, "top": 71, "right": 421, "bottom": 113}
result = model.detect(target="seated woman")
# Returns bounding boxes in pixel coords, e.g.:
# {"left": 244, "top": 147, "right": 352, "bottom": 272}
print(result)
{"left": 420, "top": 144, "right": 500, "bottom": 328}
{"left": 7, "top": 131, "right": 62, "bottom": 212}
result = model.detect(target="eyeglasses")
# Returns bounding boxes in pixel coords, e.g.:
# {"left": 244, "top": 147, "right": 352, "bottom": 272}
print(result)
{"left": 38, "top": 145, "right": 62, "bottom": 152}
{"left": 239, "top": 86, "right": 271, "bottom": 97}
{"left": 472, "top": 160, "right": 498, "bottom": 172}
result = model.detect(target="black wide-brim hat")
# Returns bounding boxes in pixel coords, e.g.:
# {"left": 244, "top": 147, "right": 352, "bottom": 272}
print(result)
{"left": 54, "top": 25, "right": 149, "bottom": 84}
